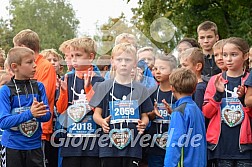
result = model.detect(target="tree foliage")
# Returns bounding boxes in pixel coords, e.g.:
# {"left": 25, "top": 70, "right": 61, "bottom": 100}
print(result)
{"left": 130, "top": 0, "right": 252, "bottom": 52}
{"left": 0, "top": 0, "right": 79, "bottom": 52}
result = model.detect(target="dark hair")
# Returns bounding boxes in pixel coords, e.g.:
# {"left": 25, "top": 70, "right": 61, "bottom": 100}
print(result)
{"left": 197, "top": 21, "right": 218, "bottom": 35}
{"left": 178, "top": 38, "right": 200, "bottom": 48}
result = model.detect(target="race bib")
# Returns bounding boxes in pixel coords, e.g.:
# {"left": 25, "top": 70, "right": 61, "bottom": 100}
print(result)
{"left": 109, "top": 100, "right": 139, "bottom": 124}
{"left": 67, "top": 115, "right": 97, "bottom": 137}
{"left": 221, "top": 97, "right": 244, "bottom": 127}
{"left": 109, "top": 128, "right": 131, "bottom": 150}
{"left": 153, "top": 103, "right": 171, "bottom": 124}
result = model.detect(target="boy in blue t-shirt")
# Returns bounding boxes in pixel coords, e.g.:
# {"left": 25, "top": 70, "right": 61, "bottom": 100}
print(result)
{"left": 0, "top": 47, "right": 51, "bottom": 167}
{"left": 164, "top": 68, "right": 206, "bottom": 167}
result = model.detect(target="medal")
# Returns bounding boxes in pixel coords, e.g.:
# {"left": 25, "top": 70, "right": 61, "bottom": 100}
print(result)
{"left": 109, "top": 127, "right": 132, "bottom": 150}
{"left": 67, "top": 103, "right": 87, "bottom": 123}
{"left": 221, "top": 100, "right": 244, "bottom": 127}
{"left": 19, "top": 118, "right": 39, "bottom": 137}
{"left": 153, "top": 132, "right": 168, "bottom": 150}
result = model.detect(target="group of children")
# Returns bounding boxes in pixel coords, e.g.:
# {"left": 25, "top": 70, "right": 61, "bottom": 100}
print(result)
{"left": 0, "top": 20, "right": 252, "bottom": 167}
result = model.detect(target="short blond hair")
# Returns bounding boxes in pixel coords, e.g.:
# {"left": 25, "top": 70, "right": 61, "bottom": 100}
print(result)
{"left": 169, "top": 68, "right": 197, "bottom": 94}
{"left": 156, "top": 54, "right": 177, "bottom": 71}
{"left": 7, "top": 47, "right": 34, "bottom": 65}
{"left": 59, "top": 38, "right": 74, "bottom": 53}
{"left": 40, "top": 48, "right": 62, "bottom": 61}
{"left": 69, "top": 37, "right": 97, "bottom": 55}
{"left": 180, "top": 47, "right": 204, "bottom": 72}
{"left": 137, "top": 46, "right": 154, "bottom": 58}
{"left": 13, "top": 29, "right": 40, "bottom": 53}
{"left": 111, "top": 43, "right": 137, "bottom": 59}
{"left": 213, "top": 39, "right": 226, "bottom": 50}
{"left": 115, "top": 33, "right": 137, "bottom": 48}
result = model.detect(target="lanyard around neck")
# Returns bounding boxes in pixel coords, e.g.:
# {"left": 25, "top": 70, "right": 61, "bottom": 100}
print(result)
{"left": 111, "top": 79, "right": 133, "bottom": 126}
{"left": 156, "top": 86, "right": 173, "bottom": 108}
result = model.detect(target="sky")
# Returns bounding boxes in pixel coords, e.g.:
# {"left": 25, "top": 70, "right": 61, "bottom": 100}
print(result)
{"left": 0, "top": 0, "right": 139, "bottom": 36}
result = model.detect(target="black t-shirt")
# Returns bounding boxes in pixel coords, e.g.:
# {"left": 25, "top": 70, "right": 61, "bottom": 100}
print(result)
{"left": 145, "top": 86, "right": 176, "bottom": 156}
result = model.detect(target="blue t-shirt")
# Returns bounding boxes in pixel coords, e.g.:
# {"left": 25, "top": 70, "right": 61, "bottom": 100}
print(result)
{"left": 89, "top": 79, "right": 153, "bottom": 159}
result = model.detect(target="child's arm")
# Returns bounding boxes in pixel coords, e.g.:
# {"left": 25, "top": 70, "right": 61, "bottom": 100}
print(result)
{"left": 202, "top": 75, "right": 223, "bottom": 118}
{"left": 245, "top": 87, "right": 252, "bottom": 107}
{"left": 56, "top": 75, "right": 69, "bottom": 113}
{"left": 137, "top": 113, "right": 149, "bottom": 134}
{"left": 164, "top": 111, "right": 185, "bottom": 167}
{"left": 0, "top": 86, "right": 49, "bottom": 129}
{"left": 93, "top": 107, "right": 111, "bottom": 133}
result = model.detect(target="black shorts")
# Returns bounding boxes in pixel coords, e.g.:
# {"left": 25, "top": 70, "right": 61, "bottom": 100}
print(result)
{"left": 62, "top": 156, "right": 100, "bottom": 167}
{"left": 101, "top": 157, "right": 141, "bottom": 167}
{"left": 1, "top": 147, "right": 44, "bottom": 167}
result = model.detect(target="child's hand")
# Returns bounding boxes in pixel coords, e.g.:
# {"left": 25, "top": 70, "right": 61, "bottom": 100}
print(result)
{"left": 137, "top": 119, "right": 146, "bottom": 134}
{"left": 56, "top": 76, "right": 61, "bottom": 89}
{"left": 30, "top": 98, "right": 48, "bottom": 118}
{"left": 214, "top": 75, "right": 225, "bottom": 93}
{"left": 237, "top": 85, "right": 245, "bottom": 98}
{"left": 153, "top": 101, "right": 163, "bottom": 118}
{"left": 136, "top": 67, "right": 144, "bottom": 82}
{"left": 60, "top": 74, "right": 68, "bottom": 91}
{"left": 102, "top": 115, "right": 111, "bottom": 133}
{"left": 84, "top": 68, "right": 92, "bottom": 88}
{"left": 162, "top": 99, "right": 172, "bottom": 115}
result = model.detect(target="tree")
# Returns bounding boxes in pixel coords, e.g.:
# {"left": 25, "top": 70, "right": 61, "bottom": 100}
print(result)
{"left": 0, "top": 0, "right": 80, "bottom": 52}
{"left": 129, "top": 0, "right": 252, "bottom": 52}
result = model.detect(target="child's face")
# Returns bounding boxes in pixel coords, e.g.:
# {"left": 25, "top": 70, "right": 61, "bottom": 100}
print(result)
{"left": 153, "top": 59, "right": 172, "bottom": 83}
{"left": 112, "top": 50, "right": 136, "bottom": 77}
{"left": 46, "top": 54, "right": 60, "bottom": 74}
{"left": 198, "top": 30, "right": 218, "bottom": 52}
{"left": 177, "top": 42, "right": 192, "bottom": 55}
{"left": 214, "top": 47, "right": 227, "bottom": 71}
{"left": 64, "top": 49, "right": 73, "bottom": 71}
{"left": 70, "top": 48, "right": 94, "bottom": 71}
{"left": 138, "top": 51, "right": 155, "bottom": 70}
{"left": 14, "top": 54, "right": 36, "bottom": 80}
{"left": 0, "top": 73, "right": 11, "bottom": 86}
{"left": 223, "top": 43, "right": 247, "bottom": 71}
{"left": 180, "top": 57, "right": 197, "bottom": 73}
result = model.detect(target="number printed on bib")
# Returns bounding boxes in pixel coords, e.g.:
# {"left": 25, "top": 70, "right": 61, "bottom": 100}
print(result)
{"left": 154, "top": 103, "right": 171, "bottom": 124}
{"left": 67, "top": 115, "right": 97, "bottom": 137}
{"left": 109, "top": 100, "right": 139, "bottom": 124}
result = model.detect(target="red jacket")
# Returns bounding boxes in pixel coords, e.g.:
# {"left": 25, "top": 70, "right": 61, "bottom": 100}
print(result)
{"left": 202, "top": 72, "right": 252, "bottom": 151}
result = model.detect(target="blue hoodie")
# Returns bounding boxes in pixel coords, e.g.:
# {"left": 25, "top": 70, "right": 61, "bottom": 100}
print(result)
{"left": 164, "top": 96, "right": 206, "bottom": 167}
